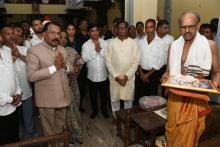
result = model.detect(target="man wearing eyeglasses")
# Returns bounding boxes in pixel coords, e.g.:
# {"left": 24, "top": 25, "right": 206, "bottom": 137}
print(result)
{"left": 162, "top": 11, "right": 219, "bottom": 147}
{"left": 106, "top": 20, "right": 140, "bottom": 117}
{"left": 26, "top": 22, "right": 71, "bottom": 136}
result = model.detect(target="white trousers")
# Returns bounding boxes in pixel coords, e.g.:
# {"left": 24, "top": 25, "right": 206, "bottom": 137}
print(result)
{"left": 111, "top": 99, "right": 133, "bottom": 118}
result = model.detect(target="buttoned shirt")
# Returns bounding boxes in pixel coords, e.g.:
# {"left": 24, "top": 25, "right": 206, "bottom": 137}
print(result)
{"left": 139, "top": 35, "right": 164, "bottom": 70}
{"left": 0, "top": 47, "right": 21, "bottom": 116}
{"left": 135, "top": 33, "right": 146, "bottom": 44}
{"left": 136, "top": 32, "right": 146, "bottom": 40}
{"left": 30, "top": 34, "right": 43, "bottom": 47}
{"left": 14, "top": 46, "right": 32, "bottom": 100}
{"left": 82, "top": 38, "right": 108, "bottom": 82}
{"left": 161, "top": 34, "right": 174, "bottom": 65}
{"left": 106, "top": 37, "right": 140, "bottom": 101}
{"left": 26, "top": 42, "right": 71, "bottom": 108}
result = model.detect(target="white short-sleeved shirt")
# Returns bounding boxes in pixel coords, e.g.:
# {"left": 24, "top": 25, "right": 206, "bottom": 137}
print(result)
{"left": 3, "top": 45, "right": 32, "bottom": 100}
{"left": 161, "top": 34, "right": 174, "bottom": 65}
{"left": 139, "top": 35, "right": 164, "bottom": 70}
{"left": 15, "top": 46, "right": 32, "bottom": 100}
{"left": 0, "top": 47, "right": 22, "bottom": 116}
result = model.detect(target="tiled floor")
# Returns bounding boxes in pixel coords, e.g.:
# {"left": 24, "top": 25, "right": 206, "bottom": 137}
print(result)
{"left": 32, "top": 95, "right": 124, "bottom": 147}
{"left": 76, "top": 112, "right": 123, "bottom": 147}
{"left": 68, "top": 95, "right": 124, "bottom": 147}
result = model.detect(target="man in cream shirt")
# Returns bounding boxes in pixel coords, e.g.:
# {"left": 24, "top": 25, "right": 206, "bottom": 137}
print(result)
{"left": 106, "top": 20, "right": 140, "bottom": 117}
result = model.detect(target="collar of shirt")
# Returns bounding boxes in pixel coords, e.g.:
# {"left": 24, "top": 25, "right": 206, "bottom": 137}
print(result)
{"left": 32, "top": 33, "right": 42, "bottom": 40}
{"left": 90, "top": 38, "right": 101, "bottom": 44}
{"left": 136, "top": 32, "right": 146, "bottom": 39}
{"left": 144, "top": 34, "right": 161, "bottom": 44}
{"left": 42, "top": 42, "right": 57, "bottom": 51}
{"left": 162, "top": 34, "right": 174, "bottom": 41}
{"left": 2, "top": 45, "right": 12, "bottom": 54}
{"left": 0, "top": 46, "right": 11, "bottom": 62}
{"left": 116, "top": 37, "right": 129, "bottom": 42}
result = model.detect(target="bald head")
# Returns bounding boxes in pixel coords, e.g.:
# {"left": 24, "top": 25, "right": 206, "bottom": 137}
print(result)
{"left": 178, "top": 11, "right": 200, "bottom": 41}
{"left": 1, "top": 27, "right": 13, "bottom": 34}
{"left": 179, "top": 11, "right": 200, "bottom": 26}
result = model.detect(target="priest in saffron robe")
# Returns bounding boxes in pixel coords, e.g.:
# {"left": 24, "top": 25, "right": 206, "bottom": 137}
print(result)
{"left": 162, "top": 11, "right": 220, "bottom": 147}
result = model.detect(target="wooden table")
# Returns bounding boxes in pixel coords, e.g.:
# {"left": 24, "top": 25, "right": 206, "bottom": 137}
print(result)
{"left": 115, "top": 106, "right": 165, "bottom": 147}
{"left": 115, "top": 107, "right": 146, "bottom": 147}
{"left": 132, "top": 111, "right": 166, "bottom": 147}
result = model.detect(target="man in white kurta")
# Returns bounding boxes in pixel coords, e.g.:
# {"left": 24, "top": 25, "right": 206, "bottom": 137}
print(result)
{"left": 106, "top": 21, "right": 140, "bottom": 116}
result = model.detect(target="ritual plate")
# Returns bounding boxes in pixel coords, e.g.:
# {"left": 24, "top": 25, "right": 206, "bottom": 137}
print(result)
{"left": 162, "top": 77, "right": 220, "bottom": 94}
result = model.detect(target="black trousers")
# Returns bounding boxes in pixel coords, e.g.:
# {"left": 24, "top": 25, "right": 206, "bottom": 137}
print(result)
{"left": 159, "top": 65, "right": 167, "bottom": 98}
{"left": 88, "top": 79, "right": 109, "bottom": 114}
{"left": 77, "top": 64, "right": 87, "bottom": 110}
{"left": 0, "top": 108, "right": 19, "bottom": 145}
{"left": 133, "top": 70, "right": 159, "bottom": 105}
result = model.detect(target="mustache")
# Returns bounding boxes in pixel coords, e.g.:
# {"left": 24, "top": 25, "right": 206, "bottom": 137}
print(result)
{"left": 52, "top": 39, "right": 59, "bottom": 42}
{"left": 183, "top": 32, "right": 192, "bottom": 36}
{"left": 8, "top": 39, "right": 15, "bottom": 44}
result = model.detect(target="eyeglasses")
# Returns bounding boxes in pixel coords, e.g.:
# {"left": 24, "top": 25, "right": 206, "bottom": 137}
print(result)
{"left": 179, "top": 24, "right": 197, "bottom": 31}
{"left": 48, "top": 32, "right": 61, "bottom": 36}
{"left": 118, "top": 25, "right": 127, "bottom": 30}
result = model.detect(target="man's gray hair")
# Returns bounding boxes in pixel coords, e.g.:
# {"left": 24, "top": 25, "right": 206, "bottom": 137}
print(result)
{"left": 179, "top": 11, "right": 201, "bottom": 25}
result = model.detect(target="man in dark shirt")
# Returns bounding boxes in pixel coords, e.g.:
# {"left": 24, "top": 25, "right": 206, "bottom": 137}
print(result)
{"left": 75, "top": 19, "right": 90, "bottom": 112}
{"left": 75, "top": 20, "right": 90, "bottom": 54}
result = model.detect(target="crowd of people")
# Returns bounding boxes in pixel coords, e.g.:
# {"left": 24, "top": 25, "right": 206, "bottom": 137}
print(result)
{"left": 0, "top": 11, "right": 219, "bottom": 147}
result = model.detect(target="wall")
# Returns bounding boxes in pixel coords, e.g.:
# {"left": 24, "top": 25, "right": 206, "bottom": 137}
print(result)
{"left": 158, "top": 0, "right": 220, "bottom": 38}
{"left": 5, "top": 14, "right": 64, "bottom": 25}
{"left": 157, "top": 0, "right": 165, "bottom": 20}
{"left": 107, "top": 2, "right": 121, "bottom": 28}
{"left": 5, "top": 1, "right": 121, "bottom": 28}
{"left": 172, "top": 0, "right": 220, "bottom": 38}
{"left": 126, "top": 0, "right": 158, "bottom": 25}
{"left": 5, "top": 4, "right": 66, "bottom": 14}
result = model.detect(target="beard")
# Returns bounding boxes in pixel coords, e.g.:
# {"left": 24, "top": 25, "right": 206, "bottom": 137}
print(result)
{"left": 35, "top": 29, "right": 43, "bottom": 34}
